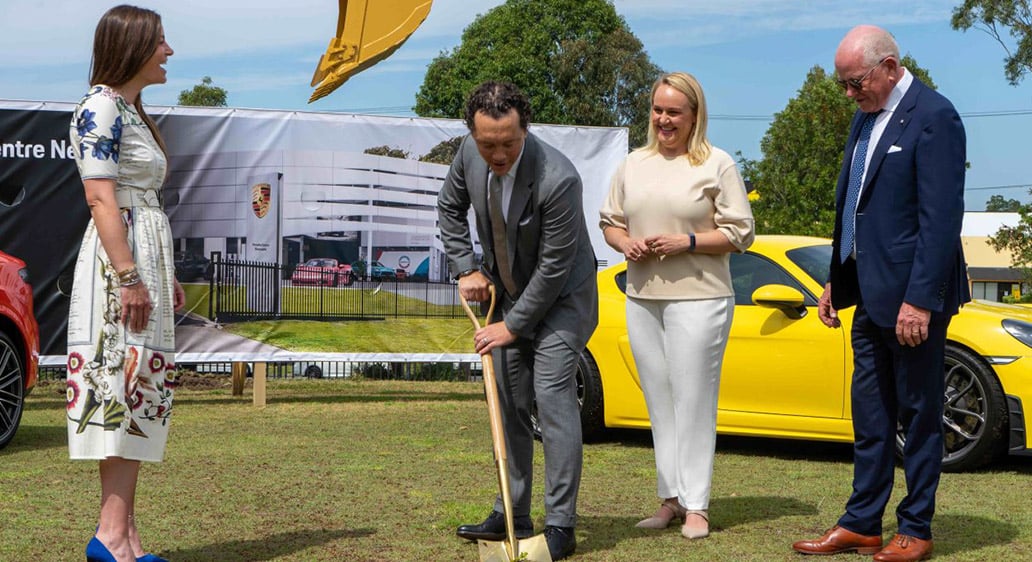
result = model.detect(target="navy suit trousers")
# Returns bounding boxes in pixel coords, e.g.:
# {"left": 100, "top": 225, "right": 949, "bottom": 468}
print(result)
{"left": 838, "top": 304, "right": 948, "bottom": 539}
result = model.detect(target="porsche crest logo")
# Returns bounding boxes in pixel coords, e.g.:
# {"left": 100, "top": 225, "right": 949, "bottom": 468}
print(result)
{"left": 251, "top": 182, "right": 271, "bottom": 219}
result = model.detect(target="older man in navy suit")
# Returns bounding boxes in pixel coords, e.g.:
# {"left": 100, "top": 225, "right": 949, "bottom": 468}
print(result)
{"left": 792, "top": 25, "right": 969, "bottom": 562}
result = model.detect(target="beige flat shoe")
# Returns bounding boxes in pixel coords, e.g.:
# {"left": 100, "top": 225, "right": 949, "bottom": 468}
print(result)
{"left": 681, "top": 510, "right": 709, "bottom": 539}
{"left": 635, "top": 498, "right": 686, "bottom": 529}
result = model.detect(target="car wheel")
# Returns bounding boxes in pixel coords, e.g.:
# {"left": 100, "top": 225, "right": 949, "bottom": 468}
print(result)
{"left": 896, "top": 344, "right": 1008, "bottom": 472}
{"left": 342, "top": 275, "right": 354, "bottom": 287}
{"left": 531, "top": 350, "right": 606, "bottom": 442}
{"left": 0, "top": 331, "right": 26, "bottom": 450}
{"left": 304, "top": 365, "right": 324, "bottom": 379}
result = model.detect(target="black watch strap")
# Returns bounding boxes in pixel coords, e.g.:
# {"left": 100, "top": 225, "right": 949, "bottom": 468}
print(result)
{"left": 455, "top": 268, "right": 477, "bottom": 280}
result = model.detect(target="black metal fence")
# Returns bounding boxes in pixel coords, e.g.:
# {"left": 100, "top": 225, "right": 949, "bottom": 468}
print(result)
{"left": 187, "top": 360, "right": 483, "bottom": 381}
{"left": 208, "top": 253, "right": 471, "bottom": 323}
{"left": 39, "top": 360, "right": 484, "bottom": 382}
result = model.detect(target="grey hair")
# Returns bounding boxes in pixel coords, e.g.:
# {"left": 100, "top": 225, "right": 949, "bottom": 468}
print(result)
{"left": 860, "top": 29, "right": 899, "bottom": 65}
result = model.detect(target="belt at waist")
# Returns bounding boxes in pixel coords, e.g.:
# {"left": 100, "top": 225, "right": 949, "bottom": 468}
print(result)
{"left": 115, "top": 188, "right": 161, "bottom": 208}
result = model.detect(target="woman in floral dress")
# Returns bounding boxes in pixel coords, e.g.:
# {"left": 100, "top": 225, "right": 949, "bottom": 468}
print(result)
{"left": 66, "top": 6, "right": 182, "bottom": 562}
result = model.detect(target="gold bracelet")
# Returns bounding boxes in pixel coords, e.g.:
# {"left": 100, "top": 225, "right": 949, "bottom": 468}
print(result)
{"left": 116, "top": 266, "right": 141, "bottom": 287}
{"left": 116, "top": 266, "right": 137, "bottom": 281}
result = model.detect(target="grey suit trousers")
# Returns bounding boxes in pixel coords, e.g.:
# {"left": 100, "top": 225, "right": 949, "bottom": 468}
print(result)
{"left": 490, "top": 299, "right": 583, "bottom": 528}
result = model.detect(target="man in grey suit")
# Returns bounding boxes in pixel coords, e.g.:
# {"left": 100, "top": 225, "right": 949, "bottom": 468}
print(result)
{"left": 438, "top": 81, "right": 598, "bottom": 561}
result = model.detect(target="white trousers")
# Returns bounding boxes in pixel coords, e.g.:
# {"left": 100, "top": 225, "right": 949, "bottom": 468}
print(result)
{"left": 626, "top": 296, "right": 733, "bottom": 510}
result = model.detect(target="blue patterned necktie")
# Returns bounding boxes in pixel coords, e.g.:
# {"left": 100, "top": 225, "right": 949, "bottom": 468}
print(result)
{"left": 839, "top": 111, "right": 879, "bottom": 263}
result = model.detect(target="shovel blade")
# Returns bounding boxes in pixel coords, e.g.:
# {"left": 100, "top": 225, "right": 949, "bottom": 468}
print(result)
{"left": 478, "top": 535, "right": 552, "bottom": 562}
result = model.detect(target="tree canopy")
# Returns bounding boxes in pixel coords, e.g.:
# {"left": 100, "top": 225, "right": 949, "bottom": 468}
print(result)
{"left": 418, "top": 136, "right": 464, "bottom": 165}
{"left": 952, "top": 0, "right": 1032, "bottom": 85}
{"left": 986, "top": 194, "right": 1024, "bottom": 211}
{"left": 742, "top": 56, "right": 935, "bottom": 237}
{"left": 364, "top": 145, "right": 410, "bottom": 159}
{"left": 988, "top": 191, "right": 1032, "bottom": 284}
{"left": 178, "top": 76, "right": 228, "bottom": 107}
{"left": 414, "top": 0, "right": 661, "bottom": 147}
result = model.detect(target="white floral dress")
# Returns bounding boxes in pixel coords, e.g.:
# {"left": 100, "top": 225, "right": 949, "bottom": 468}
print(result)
{"left": 66, "top": 85, "right": 177, "bottom": 462}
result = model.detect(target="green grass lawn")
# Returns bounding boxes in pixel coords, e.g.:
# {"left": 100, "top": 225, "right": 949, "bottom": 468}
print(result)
{"left": 181, "top": 282, "right": 476, "bottom": 353}
{"left": 181, "top": 282, "right": 467, "bottom": 319}
{"left": 3, "top": 379, "right": 1032, "bottom": 561}
{"left": 223, "top": 318, "right": 476, "bottom": 353}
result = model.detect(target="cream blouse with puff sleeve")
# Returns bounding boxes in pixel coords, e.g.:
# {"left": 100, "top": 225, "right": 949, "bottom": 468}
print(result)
{"left": 599, "top": 147, "right": 755, "bottom": 300}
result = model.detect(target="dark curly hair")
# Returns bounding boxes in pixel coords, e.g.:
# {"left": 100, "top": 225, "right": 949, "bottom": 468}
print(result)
{"left": 464, "top": 81, "right": 532, "bottom": 131}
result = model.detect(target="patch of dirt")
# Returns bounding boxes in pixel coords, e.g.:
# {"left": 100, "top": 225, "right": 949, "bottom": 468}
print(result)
{"left": 37, "top": 372, "right": 235, "bottom": 392}
{"left": 175, "top": 373, "right": 235, "bottom": 390}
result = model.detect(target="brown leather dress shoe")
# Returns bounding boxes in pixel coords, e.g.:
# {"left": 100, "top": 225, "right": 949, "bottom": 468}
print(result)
{"left": 873, "top": 534, "right": 933, "bottom": 561}
{"left": 792, "top": 525, "right": 883, "bottom": 555}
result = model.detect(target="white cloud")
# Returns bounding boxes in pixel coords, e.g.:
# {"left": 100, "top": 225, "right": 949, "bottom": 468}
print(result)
{"left": 612, "top": 0, "right": 955, "bottom": 47}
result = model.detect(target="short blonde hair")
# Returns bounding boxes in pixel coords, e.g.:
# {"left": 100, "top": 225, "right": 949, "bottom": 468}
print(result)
{"left": 641, "top": 72, "right": 711, "bottom": 166}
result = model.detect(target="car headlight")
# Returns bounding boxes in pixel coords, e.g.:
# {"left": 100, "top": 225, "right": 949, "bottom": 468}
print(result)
{"left": 1002, "top": 318, "right": 1032, "bottom": 349}
{"left": 18, "top": 267, "right": 30, "bottom": 286}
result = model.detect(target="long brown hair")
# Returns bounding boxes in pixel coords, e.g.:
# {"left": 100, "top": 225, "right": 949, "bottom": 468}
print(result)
{"left": 89, "top": 5, "right": 168, "bottom": 156}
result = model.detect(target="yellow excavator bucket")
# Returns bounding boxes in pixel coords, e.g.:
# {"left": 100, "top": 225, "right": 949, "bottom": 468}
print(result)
{"left": 309, "top": 0, "right": 433, "bottom": 103}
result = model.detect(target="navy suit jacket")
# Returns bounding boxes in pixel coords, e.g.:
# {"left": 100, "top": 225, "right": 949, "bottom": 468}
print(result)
{"left": 829, "top": 77, "right": 970, "bottom": 327}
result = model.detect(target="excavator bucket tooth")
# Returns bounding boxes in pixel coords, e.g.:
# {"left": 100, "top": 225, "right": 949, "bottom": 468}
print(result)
{"left": 309, "top": 0, "right": 433, "bottom": 102}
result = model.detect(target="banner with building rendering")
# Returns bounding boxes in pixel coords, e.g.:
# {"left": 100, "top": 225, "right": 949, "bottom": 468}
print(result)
{"left": 0, "top": 101, "right": 628, "bottom": 359}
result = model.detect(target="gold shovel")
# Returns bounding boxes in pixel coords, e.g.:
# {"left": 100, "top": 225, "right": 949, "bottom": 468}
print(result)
{"left": 460, "top": 286, "right": 552, "bottom": 562}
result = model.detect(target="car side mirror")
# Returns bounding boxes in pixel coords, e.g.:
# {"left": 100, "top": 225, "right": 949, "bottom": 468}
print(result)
{"left": 751, "top": 284, "right": 808, "bottom": 320}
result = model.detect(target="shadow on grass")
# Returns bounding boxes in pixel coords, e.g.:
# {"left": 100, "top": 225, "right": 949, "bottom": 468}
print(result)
{"left": 159, "top": 528, "right": 374, "bottom": 562}
{"left": 712, "top": 495, "right": 817, "bottom": 530}
{"left": 3, "top": 423, "right": 67, "bottom": 452}
{"left": 595, "top": 430, "right": 855, "bottom": 465}
{"left": 25, "top": 395, "right": 66, "bottom": 410}
{"left": 921, "top": 514, "right": 1018, "bottom": 557}
{"left": 576, "top": 496, "right": 814, "bottom": 554}
{"left": 959, "top": 453, "right": 1032, "bottom": 474}
{"left": 596, "top": 428, "right": 654, "bottom": 449}
{"left": 717, "top": 435, "right": 854, "bottom": 465}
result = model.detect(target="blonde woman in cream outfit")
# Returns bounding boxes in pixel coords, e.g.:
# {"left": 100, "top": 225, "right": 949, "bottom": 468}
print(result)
{"left": 600, "top": 72, "right": 754, "bottom": 540}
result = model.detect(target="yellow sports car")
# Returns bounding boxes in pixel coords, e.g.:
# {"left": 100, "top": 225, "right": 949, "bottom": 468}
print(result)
{"left": 575, "top": 235, "right": 1032, "bottom": 472}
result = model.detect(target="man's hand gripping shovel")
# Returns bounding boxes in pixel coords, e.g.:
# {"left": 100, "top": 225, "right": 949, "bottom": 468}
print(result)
{"left": 460, "top": 285, "right": 552, "bottom": 562}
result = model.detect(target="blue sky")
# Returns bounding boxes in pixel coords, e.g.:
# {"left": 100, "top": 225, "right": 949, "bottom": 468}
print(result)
{"left": 2, "top": 0, "right": 1029, "bottom": 210}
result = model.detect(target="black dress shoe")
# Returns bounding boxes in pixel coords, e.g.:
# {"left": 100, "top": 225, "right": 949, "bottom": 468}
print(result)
{"left": 456, "top": 511, "right": 534, "bottom": 541}
{"left": 544, "top": 526, "right": 576, "bottom": 560}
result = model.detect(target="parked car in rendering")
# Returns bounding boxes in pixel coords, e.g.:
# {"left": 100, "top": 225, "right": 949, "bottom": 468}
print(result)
{"left": 573, "top": 235, "right": 1032, "bottom": 472}
{"left": 0, "top": 250, "right": 40, "bottom": 449}
{"left": 174, "top": 251, "right": 211, "bottom": 281}
{"left": 351, "top": 260, "right": 397, "bottom": 281}
{"left": 290, "top": 258, "right": 353, "bottom": 287}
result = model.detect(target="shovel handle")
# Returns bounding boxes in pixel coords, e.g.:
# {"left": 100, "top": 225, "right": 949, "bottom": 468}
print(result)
{"left": 459, "top": 285, "right": 522, "bottom": 560}
{"left": 459, "top": 284, "right": 496, "bottom": 331}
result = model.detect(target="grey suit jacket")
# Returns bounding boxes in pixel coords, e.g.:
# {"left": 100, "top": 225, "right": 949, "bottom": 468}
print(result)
{"left": 438, "top": 133, "right": 599, "bottom": 350}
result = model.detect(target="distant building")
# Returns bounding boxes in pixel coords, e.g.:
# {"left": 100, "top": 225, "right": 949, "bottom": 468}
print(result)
{"left": 962, "top": 212, "right": 1025, "bottom": 301}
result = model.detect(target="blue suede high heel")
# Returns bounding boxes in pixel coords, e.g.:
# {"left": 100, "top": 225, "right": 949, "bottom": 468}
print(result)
{"left": 137, "top": 555, "right": 168, "bottom": 562}
{"left": 85, "top": 537, "right": 116, "bottom": 562}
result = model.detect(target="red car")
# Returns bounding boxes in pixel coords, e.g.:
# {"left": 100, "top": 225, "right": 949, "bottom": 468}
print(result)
{"left": 290, "top": 258, "right": 354, "bottom": 287}
{"left": 0, "top": 250, "right": 40, "bottom": 449}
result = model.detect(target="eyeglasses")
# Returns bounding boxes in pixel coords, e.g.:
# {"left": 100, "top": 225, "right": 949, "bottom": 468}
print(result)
{"left": 835, "top": 57, "right": 889, "bottom": 91}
